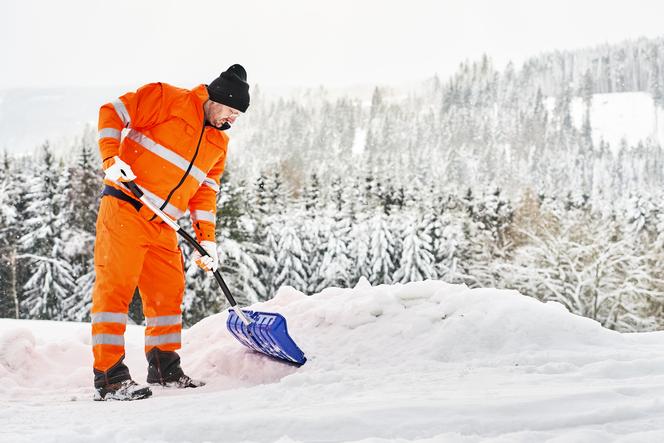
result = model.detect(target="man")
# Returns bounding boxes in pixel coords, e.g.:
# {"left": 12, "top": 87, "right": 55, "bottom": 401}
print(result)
{"left": 91, "top": 64, "right": 250, "bottom": 401}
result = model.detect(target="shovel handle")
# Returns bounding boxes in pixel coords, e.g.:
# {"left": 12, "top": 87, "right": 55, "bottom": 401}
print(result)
{"left": 123, "top": 180, "right": 251, "bottom": 324}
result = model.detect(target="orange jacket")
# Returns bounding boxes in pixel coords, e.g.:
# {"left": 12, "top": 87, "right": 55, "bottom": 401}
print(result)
{"left": 98, "top": 83, "right": 228, "bottom": 242}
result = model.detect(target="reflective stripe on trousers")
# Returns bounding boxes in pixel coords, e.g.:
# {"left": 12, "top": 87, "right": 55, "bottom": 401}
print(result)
{"left": 145, "top": 332, "right": 181, "bottom": 347}
{"left": 145, "top": 314, "right": 182, "bottom": 327}
{"left": 91, "top": 311, "right": 127, "bottom": 347}
{"left": 145, "top": 314, "right": 182, "bottom": 349}
{"left": 92, "top": 334, "right": 125, "bottom": 346}
{"left": 92, "top": 312, "right": 128, "bottom": 324}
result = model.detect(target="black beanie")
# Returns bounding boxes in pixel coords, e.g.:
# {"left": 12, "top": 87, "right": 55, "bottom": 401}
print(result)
{"left": 207, "top": 64, "right": 250, "bottom": 112}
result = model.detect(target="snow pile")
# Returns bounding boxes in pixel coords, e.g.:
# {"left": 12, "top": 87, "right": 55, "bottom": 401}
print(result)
{"left": 186, "top": 279, "right": 623, "bottom": 375}
{"left": 2, "top": 280, "right": 664, "bottom": 442}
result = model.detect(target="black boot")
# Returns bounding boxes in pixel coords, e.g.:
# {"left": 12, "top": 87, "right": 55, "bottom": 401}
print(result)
{"left": 93, "top": 355, "right": 152, "bottom": 401}
{"left": 94, "top": 379, "right": 152, "bottom": 401}
{"left": 146, "top": 348, "right": 205, "bottom": 388}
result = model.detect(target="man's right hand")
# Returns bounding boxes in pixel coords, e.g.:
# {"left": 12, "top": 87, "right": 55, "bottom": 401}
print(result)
{"left": 104, "top": 156, "right": 137, "bottom": 182}
{"left": 192, "top": 241, "right": 219, "bottom": 273}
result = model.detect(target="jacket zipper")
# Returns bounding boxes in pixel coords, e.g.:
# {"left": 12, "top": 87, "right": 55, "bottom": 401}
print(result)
{"left": 149, "top": 120, "right": 205, "bottom": 222}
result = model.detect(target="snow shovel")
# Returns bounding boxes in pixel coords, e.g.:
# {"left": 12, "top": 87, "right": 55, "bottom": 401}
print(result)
{"left": 124, "top": 181, "right": 307, "bottom": 366}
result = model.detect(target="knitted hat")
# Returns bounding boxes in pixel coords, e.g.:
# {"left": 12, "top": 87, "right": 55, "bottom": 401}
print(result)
{"left": 207, "top": 64, "right": 250, "bottom": 112}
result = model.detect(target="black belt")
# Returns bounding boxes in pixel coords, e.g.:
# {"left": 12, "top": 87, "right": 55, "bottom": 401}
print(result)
{"left": 101, "top": 185, "right": 143, "bottom": 212}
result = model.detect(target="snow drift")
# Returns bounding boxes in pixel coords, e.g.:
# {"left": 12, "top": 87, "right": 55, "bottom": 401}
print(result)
{"left": 2, "top": 280, "right": 664, "bottom": 442}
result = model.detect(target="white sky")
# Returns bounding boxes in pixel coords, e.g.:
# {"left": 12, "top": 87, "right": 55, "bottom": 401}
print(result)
{"left": 2, "top": 0, "right": 664, "bottom": 91}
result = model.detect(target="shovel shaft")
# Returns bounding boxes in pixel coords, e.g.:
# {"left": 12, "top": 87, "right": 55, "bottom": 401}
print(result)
{"left": 124, "top": 182, "right": 181, "bottom": 232}
{"left": 123, "top": 180, "right": 252, "bottom": 325}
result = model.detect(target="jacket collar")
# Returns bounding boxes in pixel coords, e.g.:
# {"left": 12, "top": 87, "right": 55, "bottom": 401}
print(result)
{"left": 167, "top": 84, "right": 208, "bottom": 129}
{"left": 192, "top": 84, "right": 209, "bottom": 105}
{"left": 182, "top": 84, "right": 209, "bottom": 128}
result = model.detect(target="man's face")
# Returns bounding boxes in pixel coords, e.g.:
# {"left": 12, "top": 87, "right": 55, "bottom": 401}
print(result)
{"left": 206, "top": 101, "right": 242, "bottom": 128}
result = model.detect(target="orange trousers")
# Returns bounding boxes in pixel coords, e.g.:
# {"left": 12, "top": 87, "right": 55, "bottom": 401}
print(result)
{"left": 91, "top": 196, "right": 185, "bottom": 374}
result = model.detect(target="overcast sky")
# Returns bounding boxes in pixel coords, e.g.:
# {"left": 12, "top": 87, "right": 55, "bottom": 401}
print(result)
{"left": 2, "top": 0, "right": 664, "bottom": 91}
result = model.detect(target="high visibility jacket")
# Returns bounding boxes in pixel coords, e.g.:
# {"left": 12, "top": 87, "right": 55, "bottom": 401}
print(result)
{"left": 97, "top": 83, "right": 227, "bottom": 242}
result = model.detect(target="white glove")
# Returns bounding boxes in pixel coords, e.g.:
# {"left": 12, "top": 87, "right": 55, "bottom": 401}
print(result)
{"left": 104, "top": 156, "right": 136, "bottom": 182}
{"left": 192, "top": 240, "right": 219, "bottom": 273}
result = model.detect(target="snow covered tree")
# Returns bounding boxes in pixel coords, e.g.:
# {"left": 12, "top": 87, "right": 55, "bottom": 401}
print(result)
{"left": 315, "top": 220, "right": 352, "bottom": 291}
{"left": 62, "top": 139, "right": 101, "bottom": 321}
{"left": 18, "top": 143, "right": 76, "bottom": 319}
{"left": 347, "top": 216, "right": 372, "bottom": 285}
{"left": 502, "top": 209, "right": 658, "bottom": 331}
{"left": 0, "top": 155, "right": 24, "bottom": 318}
{"left": 218, "top": 237, "right": 266, "bottom": 305}
{"left": 260, "top": 214, "right": 282, "bottom": 296}
{"left": 393, "top": 214, "right": 435, "bottom": 283}
{"left": 580, "top": 69, "right": 594, "bottom": 143}
{"left": 368, "top": 211, "right": 397, "bottom": 285}
{"left": 272, "top": 221, "right": 308, "bottom": 292}
{"left": 649, "top": 45, "right": 663, "bottom": 107}
{"left": 217, "top": 176, "right": 264, "bottom": 295}
{"left": 433, "top": 199, "right": 469, "bottom": 284}
{"left": 68, "top": 136, "right": 101, "bottom": 233}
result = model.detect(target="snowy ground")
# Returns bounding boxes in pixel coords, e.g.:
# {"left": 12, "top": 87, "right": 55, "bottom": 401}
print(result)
{"left": 2, "top": 279, "right": 664, "bottom": 443}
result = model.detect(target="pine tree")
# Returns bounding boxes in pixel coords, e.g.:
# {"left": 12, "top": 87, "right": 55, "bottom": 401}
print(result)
{"left": 253, "top": 173, "right": 271, "bottom": 216}
{"left": 217, "top": 176, "right": 268, "bottom": 303}
{"left": 368, "top": 211, "right": 397, "bottom": 285}
{"left": 316, "top": 178, "right": 354, "bottom": 290}
{"left": 70, "top": 137, "right": 101, "bottom": 233}
{"left": 218, "top": 237, "right": 266, "bottom": 305}
{"left": 261, "top": 213, "right": 282, "bottom": 296}
{"left": 393, "top": 214, "right": 435, "bottom": 283}
{"left": 62, "top": 139, "right": 101, "bottom": 321}
{"left": 347, "top": 217, "right": 372, "bottom": 285}
{"left": 315, "top": 219, "right": 352, "bottom": 291}
{"left": 580, "top": 69, "right": 594, "bottom": 143}
{"left": 250, "top": 173, "right": 280, "bottom": 298}
{"left": 0, "top": 154, "right": 23, "bottom": 318}
{"left": 272, "top": 221, "right": 308, "bottom": 292}
{"left": 19, "top": 143, "right": 76, "bottom": 319}
{"left": 649, "top": 45, "right": 663, "bottom": 107}
{"left": 369, "top": 86, "right": 384, "bottom": 121}
{"left": 439, "top": 193, "right": 471, "bottom": 282}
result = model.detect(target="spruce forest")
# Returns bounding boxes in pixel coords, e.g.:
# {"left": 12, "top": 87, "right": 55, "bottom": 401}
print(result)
{"left": 2, "top": 36, "right": 664, "bottom": 331}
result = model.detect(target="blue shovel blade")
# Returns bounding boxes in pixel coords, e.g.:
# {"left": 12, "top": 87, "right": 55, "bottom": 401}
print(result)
{"left": 226, "top": 309, "right": 307, "bottom": 366}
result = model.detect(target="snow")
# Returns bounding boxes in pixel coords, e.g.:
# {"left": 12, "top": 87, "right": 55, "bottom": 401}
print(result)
{"left": 2, "top": 280, "right": 664, "bottom": 442}
{"left": 352, "top": 128, "right": 367, "bottom": 156}
{"left": 567, "top": 92, "right": 664, "bottom": 150}
{"left": 581, "top": 93, "right": 661, "bottom": 147}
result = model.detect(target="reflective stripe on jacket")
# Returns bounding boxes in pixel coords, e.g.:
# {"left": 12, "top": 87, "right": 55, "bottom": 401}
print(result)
{"left": 98, "top": 83, "right": 227, "bottom": 242}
